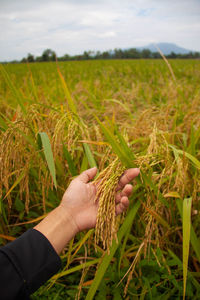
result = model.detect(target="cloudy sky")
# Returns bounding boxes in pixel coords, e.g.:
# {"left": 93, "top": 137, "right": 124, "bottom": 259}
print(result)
{"left": 1, "top": 0, "right": 200, "bottom": 61}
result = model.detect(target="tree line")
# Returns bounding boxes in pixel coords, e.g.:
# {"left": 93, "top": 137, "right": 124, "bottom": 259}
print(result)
{"left": 5, "top": 48, "right": 200, "bottom": 63}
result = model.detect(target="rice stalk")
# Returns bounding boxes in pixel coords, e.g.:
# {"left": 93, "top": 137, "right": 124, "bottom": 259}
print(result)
{"left": 94, "top": 158, "right": 126, "bottom": 251}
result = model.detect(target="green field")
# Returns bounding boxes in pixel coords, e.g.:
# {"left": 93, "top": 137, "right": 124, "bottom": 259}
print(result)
{"left": 0, "top": 59, "right": 200, "bottom": 299}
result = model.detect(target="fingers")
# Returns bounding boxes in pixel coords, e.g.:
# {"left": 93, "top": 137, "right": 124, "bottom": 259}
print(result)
{"left": 115, "top": 196, "right": 129, "bottom": 215}
{"left": 78, "top": 167, "right": 98, "bottom": 183}
{"left": 116, "top": 168, "right": 140, "bottom": 192}
{"left": 115, "top": 184, "right": 133, "bottom": 203}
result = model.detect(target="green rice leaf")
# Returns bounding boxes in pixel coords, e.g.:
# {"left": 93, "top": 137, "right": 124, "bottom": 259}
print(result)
{"left": 80, "top": 154, "right": 89, "bottom": 173}
{"left": 114, "top": 125, "right": 136, "bottom": 162}
{"left": 0, "top": 115, "right": 8, "bottom": 131}
{"left": 168, "top": 249, "right": 200, "bottom": 292}
{"left": 38, "top": 132, "right": 57, "bottom": 189}
{"left": 183, "top": 197, "right": 192, "bottom": 299}
{"left": 57, "top": 66, "right": 77, "bottom": 115}
{"left": 94, "top": 115, "right": 132, "bottom": 167}
{"left": 63, "top": 144, "right": 78, "bottom": 176}
{"left": 169, "top": 145, "right": 200, "bottom": 170}
{"left": 83, "top": 143, "right": 97, "bottom": 169}
{"left": 52, "top": 258, "right": 100, "bottom": 280}
{"left": 176, "top": 199, "right": 200, "bottom": 263}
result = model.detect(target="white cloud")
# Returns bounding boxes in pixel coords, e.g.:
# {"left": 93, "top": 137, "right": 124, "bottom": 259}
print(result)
{"left": 0, "top": 0, "right": 200, "bottom": 61}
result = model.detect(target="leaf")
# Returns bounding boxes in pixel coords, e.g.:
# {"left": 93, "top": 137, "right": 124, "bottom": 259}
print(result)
{"left": 9, "top": 214, "right": 47, "bottom": 226}
{"left": 0, "top": 234, "right": 16, "bottom": 241}
{"left": 83, "top": 143, "right": 97, "bottom": 169}
{"left": 38, "top": 132, "right": 57, "bottom": 189}
{"left": 15, "top": 197, "right": 25, "bottom": 212}
{"left": 51, "top": 258, "right": 100, "bottom": 280}
{"left": 63, "top": 144, "right": 78, "bottom": 176}
{"left": 104, "top": 98, "right": 134, "bottom": 120}
{"left": 86, "top": 200, "right": 141, "bottom": 300}
{"left": 0, "top": 115, "right": 8, "bottom": 131}
{"left": 79, "top": 140, "right": 109, "bottom": 146}
{"left": 80, "top": 154, "right": 88, "bottom": 173}
{"left": 57, "top": 66, "right": 77, "bottom": 115}
{"left": 71, "top": 229, "right": 94, "bottom": 257}
{"left": 169, "top": 145, "right": 200, "bottom": 170}
{"left": 3, "top": 169, "right": 26, "bottom": 200}
{"left": 164, "top": 191, "right": 181, "bottom": 198}
{"left": 168, "top": 249, "right": 200, "bottom": 292}
{"left": 94, "top": 115, "right": 132, "bottom": 167}
{"left": 176, "top": 199, "right": 200, "bottom": 263}
{"left": 183, "top": 197, "right": 192, "bottom": 300}
{"left": 114, "top": 125, "right": 135, "bottom": 161}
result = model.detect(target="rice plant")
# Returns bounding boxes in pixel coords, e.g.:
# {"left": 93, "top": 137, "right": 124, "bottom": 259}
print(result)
{"left": 0, "top": 59, "right": 200, "bottom": 299}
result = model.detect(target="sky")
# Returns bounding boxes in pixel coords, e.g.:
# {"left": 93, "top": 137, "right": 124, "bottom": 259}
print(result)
{"left": 0, "top": 0, "right": 200, "bottom": 61}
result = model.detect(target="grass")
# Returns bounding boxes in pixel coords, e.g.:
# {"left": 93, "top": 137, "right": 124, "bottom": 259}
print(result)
{"left": 0, "top": 59, "right": 200, "bottom": 299}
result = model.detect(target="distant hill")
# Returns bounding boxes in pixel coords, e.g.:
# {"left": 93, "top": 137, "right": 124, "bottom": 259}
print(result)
{"left": 137, "top": 43, "right": 192, "bottom": 55}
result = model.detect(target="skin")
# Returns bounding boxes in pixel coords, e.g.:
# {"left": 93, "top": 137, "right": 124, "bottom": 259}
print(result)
{"left": 34, "top": 167, "right": 140, "bottom": 255}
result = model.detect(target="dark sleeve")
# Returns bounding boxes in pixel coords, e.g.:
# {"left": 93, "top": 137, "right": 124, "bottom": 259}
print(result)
{"left": 0, "top": 228, "right": 61, "bottom": 300}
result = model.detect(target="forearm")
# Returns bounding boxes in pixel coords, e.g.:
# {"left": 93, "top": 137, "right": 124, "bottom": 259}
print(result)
{"left": 34, "top": 205, "right": 78, "bottom": 255}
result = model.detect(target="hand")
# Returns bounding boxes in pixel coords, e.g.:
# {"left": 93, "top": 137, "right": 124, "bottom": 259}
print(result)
{"left": 35, "top": 166, "right": 140, "bottom": 254}
{"left": 60, "top": 167, "right": 140, "bottom": 233}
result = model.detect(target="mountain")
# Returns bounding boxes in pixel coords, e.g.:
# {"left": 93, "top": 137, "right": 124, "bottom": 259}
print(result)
{"left": 137, "top": 43, "right": 192, "bottom": 55}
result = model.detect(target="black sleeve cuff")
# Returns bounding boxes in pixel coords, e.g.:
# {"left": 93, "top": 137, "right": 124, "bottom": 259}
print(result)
{"left": 1, "top": 228, "right": 61, "bottom": 295}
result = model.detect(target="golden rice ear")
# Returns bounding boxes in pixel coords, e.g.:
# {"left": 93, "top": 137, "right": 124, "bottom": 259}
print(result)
{"left": 93, "top": 158, "right": 126, "bottom": 252}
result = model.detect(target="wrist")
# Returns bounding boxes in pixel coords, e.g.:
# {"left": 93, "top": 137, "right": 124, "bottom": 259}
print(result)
{"left": 58, "top": 204, "right": 80, "bottom": 235}
{"left": 34, "top": 206, "right": 78, "bottom": 255}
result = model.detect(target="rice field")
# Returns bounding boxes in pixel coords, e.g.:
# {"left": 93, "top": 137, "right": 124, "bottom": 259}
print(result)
{"left": 0, "top": 59, "right": 200, "bottom": 299}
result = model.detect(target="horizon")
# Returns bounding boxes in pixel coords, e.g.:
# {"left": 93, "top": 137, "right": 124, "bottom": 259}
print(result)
{"left": 1, "top": 0, "right": 200, "bottom": 61}
{"left": 2, "top": 42, "right": 200, "bottom": 63}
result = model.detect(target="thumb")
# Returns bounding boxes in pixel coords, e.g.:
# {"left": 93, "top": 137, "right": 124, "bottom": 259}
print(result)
{"left": 78, "top": 167, "right": 97, "bottom": 183}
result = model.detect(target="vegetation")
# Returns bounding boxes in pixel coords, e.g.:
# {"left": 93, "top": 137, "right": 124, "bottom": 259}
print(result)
{"left": 0, "top": 59, "right": 200, "bottom": 299}
{"left": 2, "top": 47, "right": 200, "bottom": 64}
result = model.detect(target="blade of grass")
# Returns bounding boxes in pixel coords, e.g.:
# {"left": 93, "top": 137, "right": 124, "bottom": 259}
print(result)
{"left": 63, "top": 144, "right": 78, "bottom": 176}
{"left": 94, "top": 115, "right": 132, "bottom": 167}
{"left": 83, "top": 143, "right": 97, "bottom": 169}
{"left": 86, "top": 200, "right": 141, "bottom": 300}
{"left": 104, "top": 98, "right": 134, "bottom": 120}
{"left": 71, "top": 230, "right": 94, "bottom": 259}
{"left": 51, "top": 258, "right": 100, "bottom": 280}
{"left": 118, "top": 189, "right": 144, "bottom": 274}
{"left": 3, "top": 169, "right": 26, "bottom": 200}
{"left": 168, "top": 249, "right": 200, "bottom": 292}
{"left": 38, "top": 132, "right": 57, "bottom": 189}
{"left": 57, "top": 66, "right": 77, "bottom": 115}
{"left": 80, "top": 154, "right": 89, "bottom": 173}
{"left": 183, "top": 197, "right": 192, "bottom": 300}
{"left": 169, "top": 145, "right": 200, "bottom": 170}
{"left": 176, "top": 199, "right": 200, "bottom": 263}
{"left": 0, "top": 115, "right": 8, "bottom": 131}
{"left": 114, "top": 125, "right": 135, "bottom": 161}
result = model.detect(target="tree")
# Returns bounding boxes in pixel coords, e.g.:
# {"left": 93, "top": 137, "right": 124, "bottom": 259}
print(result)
{"left": 114, "top": 48, "right": 124, "bottom": 59}
{"left": 141, "top": 49, "right": 151, "bottom": 58}
{"left": 27, "top": 53, "right": 35, "bottom": 62}
{"left": 42, "top": 49, "right": 56, "bottom": 61}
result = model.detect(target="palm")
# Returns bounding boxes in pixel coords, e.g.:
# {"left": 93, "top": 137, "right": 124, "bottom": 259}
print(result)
{"left": 62, "top": 179, "right": 98, "bottom": 231}
{"left": 60, "top": 167, "right": 140, "bottom": 232}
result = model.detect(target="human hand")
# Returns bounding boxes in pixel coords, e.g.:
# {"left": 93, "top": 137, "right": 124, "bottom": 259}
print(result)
{"left": 60, "top": 167, "right": 140, "bottom": 233}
